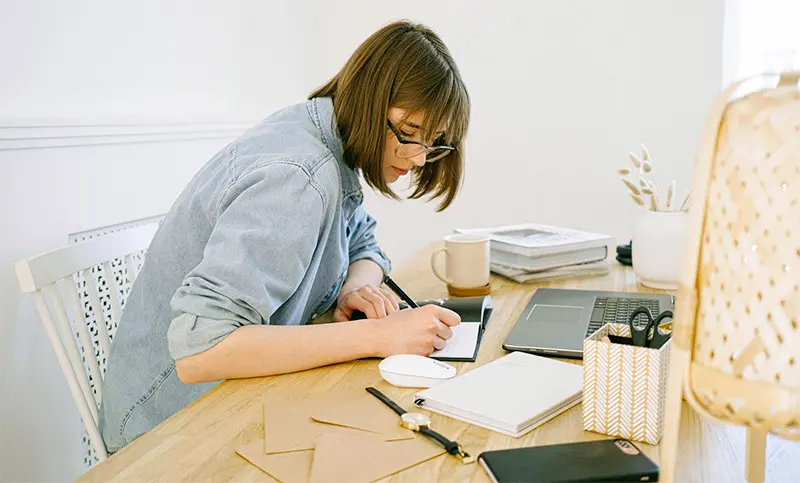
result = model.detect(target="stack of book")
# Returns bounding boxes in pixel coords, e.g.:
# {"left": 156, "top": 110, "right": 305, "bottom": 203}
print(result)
{"left": 454, "top": 223, "right": 612, "bottom": 283}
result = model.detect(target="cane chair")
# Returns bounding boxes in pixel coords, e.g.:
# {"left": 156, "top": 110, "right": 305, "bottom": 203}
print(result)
{"left": 661, "top": 72, "right": 800, "bottom": 482}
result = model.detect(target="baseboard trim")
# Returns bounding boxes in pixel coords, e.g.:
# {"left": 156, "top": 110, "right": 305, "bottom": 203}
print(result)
{"left": 0, "top": 121, "right": 255, "bottom": 150}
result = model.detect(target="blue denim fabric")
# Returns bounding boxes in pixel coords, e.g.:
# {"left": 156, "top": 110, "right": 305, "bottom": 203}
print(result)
{"left": 98, "top": 97, "right": 391, "bottom": 453}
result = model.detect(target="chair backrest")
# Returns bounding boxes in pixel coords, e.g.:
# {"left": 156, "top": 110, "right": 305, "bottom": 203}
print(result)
{"left": 676, "top": 72, "right": 800, "bottom": 441}
{"left": 15, "top": 223, "right": 158, "bottom": 460}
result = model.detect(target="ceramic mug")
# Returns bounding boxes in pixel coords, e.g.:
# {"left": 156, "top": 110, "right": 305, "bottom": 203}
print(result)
{"left": 430, "top": 233, "right": 491, "bottom": 288}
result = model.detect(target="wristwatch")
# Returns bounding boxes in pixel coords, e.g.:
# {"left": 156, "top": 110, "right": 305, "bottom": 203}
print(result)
{"left": 365, "top": 387, "right": 475, "bottom": 464}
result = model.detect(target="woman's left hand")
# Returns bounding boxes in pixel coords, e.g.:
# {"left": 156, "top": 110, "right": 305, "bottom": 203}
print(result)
{"left": 333, "top": 285, "right": 400, "bottom": 321}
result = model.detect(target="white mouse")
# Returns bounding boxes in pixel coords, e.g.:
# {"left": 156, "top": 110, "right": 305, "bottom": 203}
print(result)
{"left": 378, "top": 354, "right": 457, "bottom": 388}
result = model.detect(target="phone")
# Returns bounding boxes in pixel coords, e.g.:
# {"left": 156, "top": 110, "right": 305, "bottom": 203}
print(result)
{"left": 478, "top": 438, "right": 659, "bottom": 482}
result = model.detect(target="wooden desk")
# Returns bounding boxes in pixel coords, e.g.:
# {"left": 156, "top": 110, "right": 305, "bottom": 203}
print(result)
{"left": 79, "top": 243, "right": 800, "bottom": 483}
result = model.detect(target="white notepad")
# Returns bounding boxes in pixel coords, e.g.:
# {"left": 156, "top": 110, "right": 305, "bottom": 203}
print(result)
{"left": 414, "top": 295, "right": 492, "bottom": 362}
{"left": 430, "top": 322, "right": 481, "bottom": 359}
{"left": 413, "top": 351, "right": 583, "bottom": 437}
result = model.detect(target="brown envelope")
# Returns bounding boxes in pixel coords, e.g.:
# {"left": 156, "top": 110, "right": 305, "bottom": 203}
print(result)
{"left": 309, "top": 391, "right": 413, "bottom": 434}
{"left": 264, "top": 394, "right": 413, "bottom": 454}
{"left": 309, "top": 432, "right": 445, "bottom": 483}
{"left": 236, "top": 442, "right": 312, "bottom": 482}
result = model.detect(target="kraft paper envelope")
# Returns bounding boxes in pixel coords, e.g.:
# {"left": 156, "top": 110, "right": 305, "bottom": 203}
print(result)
{"left": 309, "top": 392, "right": 414, "bottom": 434}
{"left": 309, "top": 432, "right": 445, "bottom": 483}
{"left": 237, "top": 442, "right": 313, "bottom": 482}
{"left": 264, "top": 394, "right": 413, "bottom": 454}
{"left": 237, "top": 433, "right": 445, "bottom": 483}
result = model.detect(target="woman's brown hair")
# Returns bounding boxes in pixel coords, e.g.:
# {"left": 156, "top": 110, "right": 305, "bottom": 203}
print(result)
{"left": 309, "top": 20, "right": 470, "bottom": 211}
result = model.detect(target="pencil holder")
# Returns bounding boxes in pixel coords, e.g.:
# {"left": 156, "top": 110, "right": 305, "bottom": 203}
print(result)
{"left": 582, "top": 323, "right": 671, "bottom": 445}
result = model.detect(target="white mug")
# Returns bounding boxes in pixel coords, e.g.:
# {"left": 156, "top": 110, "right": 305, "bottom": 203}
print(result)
{"left": 430, "top": 234, "right": 490, "bottom": 288}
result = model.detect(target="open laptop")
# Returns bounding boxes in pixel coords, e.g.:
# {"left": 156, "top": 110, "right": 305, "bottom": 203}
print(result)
{"left": 503, "top": 288, "right": 675, "bottom": 358}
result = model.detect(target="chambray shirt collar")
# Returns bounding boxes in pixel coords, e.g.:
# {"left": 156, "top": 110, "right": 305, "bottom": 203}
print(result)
{"left": 308, "top": 97, "right": 363, "bottom": 201}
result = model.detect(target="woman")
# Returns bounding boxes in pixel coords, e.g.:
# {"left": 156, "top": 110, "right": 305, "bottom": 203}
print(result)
{"left": 99, "top": 20, "right": 470, "bottom": 453}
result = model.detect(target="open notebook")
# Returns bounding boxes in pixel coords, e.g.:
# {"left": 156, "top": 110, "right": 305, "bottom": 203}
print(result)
{"left": 400, "top": 296, "right": 493, "bottom": 362}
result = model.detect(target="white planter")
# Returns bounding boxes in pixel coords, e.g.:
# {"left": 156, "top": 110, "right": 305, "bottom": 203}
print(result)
{"left": 632, "top": 211, "right": 688, "bottom": 290}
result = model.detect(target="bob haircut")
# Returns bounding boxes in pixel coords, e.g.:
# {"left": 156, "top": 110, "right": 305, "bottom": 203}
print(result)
{"left": 309, "top": 20, "right": 470, "bottom": 211}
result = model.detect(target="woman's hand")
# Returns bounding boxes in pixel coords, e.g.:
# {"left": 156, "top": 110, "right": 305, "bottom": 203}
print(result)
{"left": 371, "top": 305, "right": 461, "bottom": 357}
{"left": 333, "top": 284, "right": 400, "bottom": 321}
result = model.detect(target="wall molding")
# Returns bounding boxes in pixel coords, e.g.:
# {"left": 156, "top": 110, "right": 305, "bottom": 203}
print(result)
{"left": 0, "top": 120, "right": 256, "bottom": 150}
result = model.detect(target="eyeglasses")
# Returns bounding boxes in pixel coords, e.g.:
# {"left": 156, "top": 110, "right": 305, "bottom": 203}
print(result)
{"left": 387, "top": 120, "right": 455, "bottom": 162}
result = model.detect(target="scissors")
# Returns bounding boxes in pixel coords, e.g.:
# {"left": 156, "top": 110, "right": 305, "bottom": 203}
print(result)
{"left": 627, "top": 307, "right": 673, "bottom": 348}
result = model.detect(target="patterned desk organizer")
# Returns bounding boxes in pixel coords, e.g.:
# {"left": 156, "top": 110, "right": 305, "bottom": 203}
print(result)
{"left": 582, "top": 323, "right": 671, "bottom": 445}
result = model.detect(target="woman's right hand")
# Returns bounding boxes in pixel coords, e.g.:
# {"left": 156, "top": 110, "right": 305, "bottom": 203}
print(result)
{"left": 372, "top": 305, "right": 461, "bottom": 357}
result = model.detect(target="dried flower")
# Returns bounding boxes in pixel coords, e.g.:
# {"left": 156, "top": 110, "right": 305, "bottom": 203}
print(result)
{"left": 666, "top": 181, "right": 675, "bottom": 210}
{"left": 679, "top": 191, "right": 691, "bottom": 212}
{"left": 649, "top": 193, "right": 658, "bottom": 211}
{"left": 622, "top": 178, "right": 641, "bottom": 196}
{"left": 618, "top": 144, "right": 690, "bottom": 213}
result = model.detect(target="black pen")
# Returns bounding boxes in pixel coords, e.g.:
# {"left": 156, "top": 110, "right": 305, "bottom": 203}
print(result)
{"left": 383, "top": 275, "right": 419, "bottom": 308}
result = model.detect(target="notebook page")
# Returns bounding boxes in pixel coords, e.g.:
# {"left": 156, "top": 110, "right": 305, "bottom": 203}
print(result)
{"left": 429, "top": 322, "right": 480, "bottom": 359}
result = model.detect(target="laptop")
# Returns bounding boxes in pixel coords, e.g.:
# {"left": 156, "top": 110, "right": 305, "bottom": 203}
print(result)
{"left": 503, "top": 288, "right": 675, "bottom": 358}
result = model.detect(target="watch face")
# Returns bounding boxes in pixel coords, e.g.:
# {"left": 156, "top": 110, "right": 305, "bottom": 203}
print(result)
{"left": 401, "top": 412, "right": 431, "bottom": 428}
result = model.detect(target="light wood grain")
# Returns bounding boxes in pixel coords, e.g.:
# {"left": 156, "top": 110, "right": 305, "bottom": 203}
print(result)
{"left": 77, "top": 243, "right": 800, "bottom": 483}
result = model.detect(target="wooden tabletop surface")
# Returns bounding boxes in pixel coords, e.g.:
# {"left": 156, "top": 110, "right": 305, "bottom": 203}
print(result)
{"left": 78, "top": 243, "right": 800, "bottom": 483}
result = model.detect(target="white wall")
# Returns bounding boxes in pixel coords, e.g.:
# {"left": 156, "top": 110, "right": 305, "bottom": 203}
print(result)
{"left": 1, "top": 1, "right": 726, "bottom": 481}
{"left": 0, "top": 1, "right": 315, "bottom": 481}
{"left": 0, "top": 1, "right": 310, "bottom": 121}
{"left": 311, "top": 0, "right": 725, "bottom": 265}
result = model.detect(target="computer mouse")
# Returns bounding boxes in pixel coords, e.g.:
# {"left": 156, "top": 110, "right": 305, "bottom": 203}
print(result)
{"left": 378, "top": 354, "right": 457, "bottom": 388}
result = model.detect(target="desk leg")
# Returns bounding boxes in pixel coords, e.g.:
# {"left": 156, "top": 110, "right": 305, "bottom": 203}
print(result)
{"left": 660, "top": 345, "right": 689, "bottom": 483}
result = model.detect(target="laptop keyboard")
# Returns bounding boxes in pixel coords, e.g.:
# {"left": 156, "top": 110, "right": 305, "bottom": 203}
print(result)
{"left": 587, "top": 297, "right": 660, "bottom": 336}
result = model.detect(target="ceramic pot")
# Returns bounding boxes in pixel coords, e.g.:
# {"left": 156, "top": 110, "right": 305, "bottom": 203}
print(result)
{"left": 632, "top": 211, "right": 688, "bottom": 290}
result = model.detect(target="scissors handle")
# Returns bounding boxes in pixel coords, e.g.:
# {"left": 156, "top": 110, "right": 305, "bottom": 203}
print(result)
{"left": 648, "top": 310, "right": 674, "bottom": 348}
{"left": 628, "top": 307, "right": 655, "bottom": 347}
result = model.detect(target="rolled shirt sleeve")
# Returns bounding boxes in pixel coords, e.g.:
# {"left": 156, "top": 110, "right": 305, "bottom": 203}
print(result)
{"left": 346, "top": 205, "right": 392, "bottom": 276}
{"left": 167, "top": 162, "right": 325, "bottom": 360}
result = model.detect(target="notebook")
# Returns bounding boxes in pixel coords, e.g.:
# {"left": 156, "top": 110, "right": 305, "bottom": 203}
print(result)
{"left": 412, "top": 351, "right": 583, "bottom": 437}
{"left": 401, "top": 296, "right": 493, "bottom": 362}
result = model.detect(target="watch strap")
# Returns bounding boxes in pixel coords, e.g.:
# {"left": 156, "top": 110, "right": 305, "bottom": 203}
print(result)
{"left": 366, "top": 387, "right": 406, "bottom": 416}
{"left": 365, "top": 387, "right": 474, "bottom": 464}
{"left": 419, "top": 426, "right": 460, "bottom": 455}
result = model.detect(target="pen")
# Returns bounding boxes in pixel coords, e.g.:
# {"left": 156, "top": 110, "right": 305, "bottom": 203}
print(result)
{"left": 383, "top": 275, "right": 419, "bottom": 308}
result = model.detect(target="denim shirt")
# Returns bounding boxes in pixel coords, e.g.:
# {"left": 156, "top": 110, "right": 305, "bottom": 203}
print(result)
{"left": 98, "top": 97, "right": 391, "bottom": 453}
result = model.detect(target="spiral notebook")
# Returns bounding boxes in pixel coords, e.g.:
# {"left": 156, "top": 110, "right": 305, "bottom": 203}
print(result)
{"left": 413, "top": 351, "right": 583, "bottom": 437}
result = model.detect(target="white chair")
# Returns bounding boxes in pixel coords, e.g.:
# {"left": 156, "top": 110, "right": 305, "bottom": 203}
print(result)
{"left": 15, "top": 223, "right": 158, "bottom": 461}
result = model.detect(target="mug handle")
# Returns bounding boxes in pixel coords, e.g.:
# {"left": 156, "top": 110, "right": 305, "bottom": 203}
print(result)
{"left": 430, "top": 248, "right": 451, "bottom": 285}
